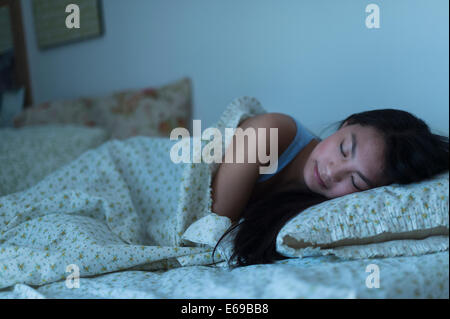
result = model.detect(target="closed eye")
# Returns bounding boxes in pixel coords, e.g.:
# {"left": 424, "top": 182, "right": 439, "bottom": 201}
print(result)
{"left": 340, "top": 141, "right": 362, "bottom": 191}
{"left": 351, "top": 177, "right": 362, "bottom": 191}
{"left": 340, "top": 142, "right": 346, "bottom": 157}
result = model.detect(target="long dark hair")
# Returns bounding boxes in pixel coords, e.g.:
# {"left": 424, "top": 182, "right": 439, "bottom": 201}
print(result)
{"left": 212, "top": 108, "right": 449, "bottom": 267}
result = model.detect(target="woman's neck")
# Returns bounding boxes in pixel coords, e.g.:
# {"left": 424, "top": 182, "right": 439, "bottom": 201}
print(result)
{"left": 276, "top": 138, "right": 320, "bottom": 194}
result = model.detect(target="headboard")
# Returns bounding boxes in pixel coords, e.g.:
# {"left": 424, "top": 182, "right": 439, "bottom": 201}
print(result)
{"left": 0, "top": 0, "right": 32, "bottom": 107}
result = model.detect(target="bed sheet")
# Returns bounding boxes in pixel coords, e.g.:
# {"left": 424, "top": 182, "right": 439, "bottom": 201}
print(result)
{"left": 1, "top": 97, "right": 447, "bottom": 299}
{"left": 1, "top": 251, "right": 447, "bottom": 299}
{"left": 0, "top": 97, "right": 266, "bottom": 290}
{"left": 0, "top": 125, "right": 109, "bottom": 197}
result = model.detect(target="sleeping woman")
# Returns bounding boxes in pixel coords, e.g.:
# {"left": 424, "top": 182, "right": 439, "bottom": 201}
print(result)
{"left": 211, "top": 109, "right": 449, "bottom": 267}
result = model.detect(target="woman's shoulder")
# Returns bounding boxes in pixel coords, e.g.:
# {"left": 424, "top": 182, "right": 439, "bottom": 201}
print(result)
{"left": 239, "top": 112, "right": 298, "bottom": 153}
{"left": 239, "top": 112, "right": 297, "bottom": 136}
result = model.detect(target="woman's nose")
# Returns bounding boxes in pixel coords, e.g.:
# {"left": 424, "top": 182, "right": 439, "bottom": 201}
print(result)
{"left": 327, "top": 161, "right": 346, "bottom": 183}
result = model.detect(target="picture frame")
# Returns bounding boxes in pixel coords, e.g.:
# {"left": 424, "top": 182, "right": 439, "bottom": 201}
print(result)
{"left": 32, "top": 0, "right": 104, "bottom": 50}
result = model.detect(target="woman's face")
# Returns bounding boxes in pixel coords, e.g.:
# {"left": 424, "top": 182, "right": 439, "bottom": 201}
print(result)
{"left": 303, "top": 122, "right": 388, "bottom": 199}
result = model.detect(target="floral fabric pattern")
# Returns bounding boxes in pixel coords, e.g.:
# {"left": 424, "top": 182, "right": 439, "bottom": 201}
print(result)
{"left": 0, "top": 97, "right": 262, "bottom": 289}
{"left": 276, "top": 172, "right": 449, "bottom": 259}
{"left": 13, "top": 77, "right": 192, "bottom": 139}
{"left": 0, "top": 96, "right": 448, "bottom": 298}
{"left": 0, "top": 125, "right": 110, "bottom": 197}
{"left": 0, "top": 252, "right": 447, "bottom": 299}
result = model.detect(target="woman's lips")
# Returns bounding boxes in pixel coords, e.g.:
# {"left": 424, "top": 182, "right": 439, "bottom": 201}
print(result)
{"left": 315, "top": 162, "right": 327, "bottom": 189}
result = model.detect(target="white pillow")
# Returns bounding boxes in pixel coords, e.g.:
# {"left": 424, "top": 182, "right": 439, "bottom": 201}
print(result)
{"left": 277, "top": 171, "right": 449, "bottom": 259}
{"left": 0, "top": 124, "right": 110, "bottom": 196}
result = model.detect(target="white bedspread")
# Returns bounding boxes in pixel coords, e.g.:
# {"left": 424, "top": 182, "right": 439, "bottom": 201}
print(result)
{"left": 0, "top": 251, "right": 447, "bottom": 299}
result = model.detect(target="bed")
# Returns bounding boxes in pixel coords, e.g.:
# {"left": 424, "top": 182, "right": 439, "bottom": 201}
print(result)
{"left": 0, "top": 81, "right": 448, "bottom": 299}
{"left": 1, "top": 252, "right": 447, "bottom": 299}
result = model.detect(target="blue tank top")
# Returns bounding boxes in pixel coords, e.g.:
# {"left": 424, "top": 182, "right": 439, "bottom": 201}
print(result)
{"left": 257, "top": 117, "right": 320, "bottom": 183}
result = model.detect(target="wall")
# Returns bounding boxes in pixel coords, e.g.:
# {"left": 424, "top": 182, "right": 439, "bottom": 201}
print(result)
{"left": 20, "top": 0, "right": 449, "bottom": 136}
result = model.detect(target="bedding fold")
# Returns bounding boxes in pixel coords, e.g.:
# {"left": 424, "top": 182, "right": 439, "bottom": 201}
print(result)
{"left": 0, "top": 97, "right": 265, "bottom": 289}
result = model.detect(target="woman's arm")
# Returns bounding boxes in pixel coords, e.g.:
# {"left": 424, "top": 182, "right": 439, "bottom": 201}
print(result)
{"left": 210, "top": 112, "right": 297, "bottom": 222}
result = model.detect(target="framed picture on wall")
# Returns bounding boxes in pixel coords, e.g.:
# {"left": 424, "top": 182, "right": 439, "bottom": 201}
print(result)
{"left": 32, "top": 0, "right": 104, "bottom": 49}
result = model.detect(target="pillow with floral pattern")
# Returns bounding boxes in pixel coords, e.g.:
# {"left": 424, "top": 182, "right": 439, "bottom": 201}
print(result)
{"left": 277, "top": 171, "right": 449, "bottom": 259}
{"left": 13, "top": 77, "right": 192, "bottom": 139}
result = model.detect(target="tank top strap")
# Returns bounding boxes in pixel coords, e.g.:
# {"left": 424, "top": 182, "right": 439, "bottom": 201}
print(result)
{"left": 257, "top": 117, "right": 316, "bottom": 183}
